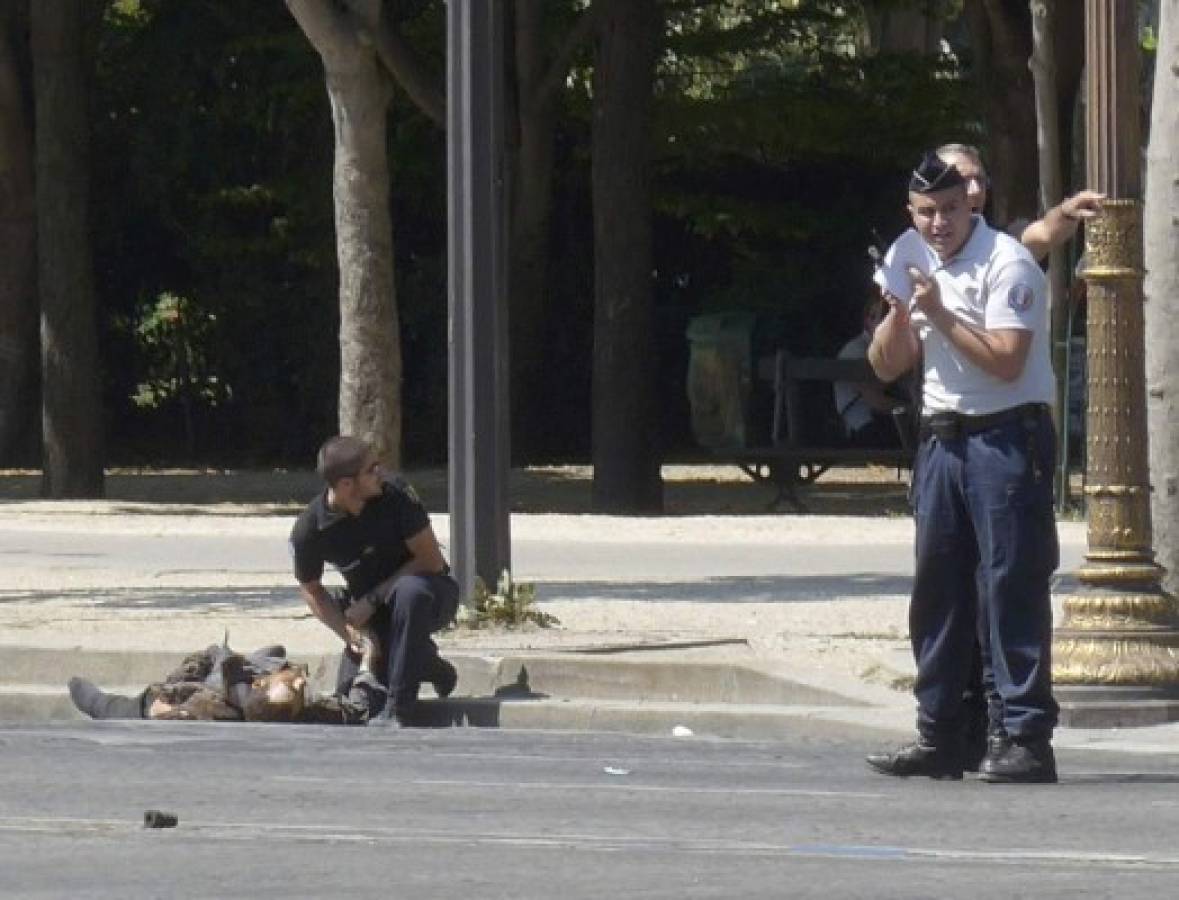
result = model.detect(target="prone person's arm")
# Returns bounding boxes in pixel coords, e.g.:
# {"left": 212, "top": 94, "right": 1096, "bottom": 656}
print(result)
{"left": 868, "top": 298, "right": 920, "bottom": 383}
{"left": 1019, "top": 190, "right": 1105, "bottom": 262}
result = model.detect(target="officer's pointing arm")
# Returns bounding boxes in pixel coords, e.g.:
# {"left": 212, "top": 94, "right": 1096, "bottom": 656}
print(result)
{"left": 910, "top": 268, "right": 1032, "bottom": 382}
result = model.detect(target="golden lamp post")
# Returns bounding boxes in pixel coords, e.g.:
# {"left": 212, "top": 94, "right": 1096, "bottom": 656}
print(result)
{"left": 1052, "top": 0, "right": 1179, "bottom": 722}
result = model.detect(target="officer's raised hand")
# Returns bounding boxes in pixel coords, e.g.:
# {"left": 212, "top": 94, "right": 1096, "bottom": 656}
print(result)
{"left": 907, "top": 266, "right": 943, "bottom": 318}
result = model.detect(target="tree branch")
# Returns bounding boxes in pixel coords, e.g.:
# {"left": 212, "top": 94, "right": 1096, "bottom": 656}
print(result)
{"left": 366, "top": 5, "right": 446, "bottom": 127}
{"left": 284, "top": 0, "right": 353, "bottom": 59}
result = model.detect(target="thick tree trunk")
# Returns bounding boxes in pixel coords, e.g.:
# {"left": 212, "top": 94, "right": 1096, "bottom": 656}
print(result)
{"left": 328, "top": 64, "right": 401, "bottom": 467}
{"left": 31, "top": 0, "right": 103, "bottom": 497}
{"left": 0, "top": 0, "right": 37, "bottom": 465}
{"left": 590, "top": 0, "right": 662, "bottom": 513}
{"left": 1145, "top": 0, "right": 1179, "bottom": 597}
{"left": 508, "top": 0, "right": 558, "bottom": 460}
{"left": 964, "top": 0, "right": 1039, "bottom": 226}
{"left": 286, "top": 0, "right": 401, "bottom": 466}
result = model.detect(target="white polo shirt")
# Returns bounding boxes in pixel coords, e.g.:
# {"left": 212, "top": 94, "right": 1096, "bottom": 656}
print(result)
{"left": 873, "top": 217, "right": 1055, "bottom": 416}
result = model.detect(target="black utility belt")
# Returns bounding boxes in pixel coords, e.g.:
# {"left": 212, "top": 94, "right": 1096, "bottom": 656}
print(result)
{"left": 920, "top": 403, "right": 1048, "bottom": 442}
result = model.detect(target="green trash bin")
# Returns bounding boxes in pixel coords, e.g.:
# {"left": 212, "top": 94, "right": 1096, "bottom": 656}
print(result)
{"left": 685, "top": 311, "right": 757, "bottom": 450}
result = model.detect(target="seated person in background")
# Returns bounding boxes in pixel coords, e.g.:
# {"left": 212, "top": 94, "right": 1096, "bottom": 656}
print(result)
{"left": 833, "top": 296, "right": 907, "bottom": 447}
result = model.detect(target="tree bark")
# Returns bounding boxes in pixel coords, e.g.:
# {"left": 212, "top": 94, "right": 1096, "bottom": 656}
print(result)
{"left": 286, "top": 0, "right": 401, "bottom": 466}
{"left": 0, "top": 0, "right": 37, "bottom": 465}
{"left": 1145, "top": 0, "right": 1179, "bottom": 597}
{"left": 508, "top": 0, "right": 594, "bottom": 460}
{"left": 964, "top": 0, "right": 1039, "bottom": 226}
{"left": 31, "top": 0, "right": 103, "bottom": 497}
{"left": 590, "top": 0, "right": 663, "bottom": 513}
{"left": 1029, "top": 0, "right": 1069, "bottom": 491}
{"left": 861, "top": 1, "right": 944, "bottom": 54}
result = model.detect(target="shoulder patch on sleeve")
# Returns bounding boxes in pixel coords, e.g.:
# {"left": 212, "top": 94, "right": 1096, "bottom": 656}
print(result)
{"left": 1007, "top": 283, "right": 1035, "bottom": 313}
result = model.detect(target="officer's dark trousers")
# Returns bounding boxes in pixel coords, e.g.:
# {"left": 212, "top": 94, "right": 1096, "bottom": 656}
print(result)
{"left": 335, "top": 573, "right": 460, "bottom": 712}
{"left": 910, "top": 412, "right": 1059, "bottom": 744}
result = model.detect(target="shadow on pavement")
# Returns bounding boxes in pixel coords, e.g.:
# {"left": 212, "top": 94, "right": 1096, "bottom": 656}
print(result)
{"left": 537, "top": 573, "right": 913, "bottom": 603}
{"left": 0, "top": 466, "right": 912, "bottom": 517}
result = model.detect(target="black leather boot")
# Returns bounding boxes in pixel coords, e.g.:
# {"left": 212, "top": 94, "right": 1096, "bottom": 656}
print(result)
{"left": 424, "top": 656, "right": 457, "bottom": 699}
{"left": 68, "top": 678, "right": 146, "bottom": 720}
{"left": 979, "top": 736, "right": 1057, "bottom": 784}
{"left": 866, "top": 738, "right": 962, "bottom": 780}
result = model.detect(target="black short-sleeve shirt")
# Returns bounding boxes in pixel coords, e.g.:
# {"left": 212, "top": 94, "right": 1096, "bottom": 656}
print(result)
{"left": 289, "top": 476, "right": 431, "bottom": 597}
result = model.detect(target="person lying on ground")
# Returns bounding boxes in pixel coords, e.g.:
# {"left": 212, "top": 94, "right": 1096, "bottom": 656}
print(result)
{"left": 67, "top": 639, "right": 385, "bottom": 725}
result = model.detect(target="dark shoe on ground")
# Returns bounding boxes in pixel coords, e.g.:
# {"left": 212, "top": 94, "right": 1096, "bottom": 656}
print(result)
{"left": 866, "top": 739, "right": 963, "bottom": 780}
{"left": 366, "top": 703, "right": 417, "bottom": 728}
{"left": 961, "top": 710, "right": 991, "bottom": 773}
{"left": 963, "top": 731, "right": 986, "bottom": 773}
{"left": 425, "top": 656, "right": 458, "bottom": 699}
{"left": 965, "top": 724, "right": 1009, "bottom": 774}
{"left": 979, "top": 737, "right": 1057, "bottom": 784}
{"left": 68, "top": 677, "right": 145, "bottom": 720}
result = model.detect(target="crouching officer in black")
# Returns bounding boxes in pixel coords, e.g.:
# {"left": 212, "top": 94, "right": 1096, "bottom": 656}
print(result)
{"left": 289, "top": 435, "right": 460, "bottom": 727}
{"left": 864, "top": 152, "right": 1060, "bottom": 783}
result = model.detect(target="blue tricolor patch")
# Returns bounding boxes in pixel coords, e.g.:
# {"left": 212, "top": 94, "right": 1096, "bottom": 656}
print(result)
{"left": 1007, "top": 283, "right": 1034, "bottom": 312}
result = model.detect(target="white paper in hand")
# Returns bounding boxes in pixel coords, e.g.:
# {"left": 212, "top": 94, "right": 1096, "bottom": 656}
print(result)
{"left": 872, "top": 228, "right": 935, "bottom": 304}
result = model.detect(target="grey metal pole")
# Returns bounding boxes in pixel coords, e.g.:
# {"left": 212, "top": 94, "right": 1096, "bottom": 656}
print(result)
{"left": 446, "top": 0, "right": 511, "bottom": 601}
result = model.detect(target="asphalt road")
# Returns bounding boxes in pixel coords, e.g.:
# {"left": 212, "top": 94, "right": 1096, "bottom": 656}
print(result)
{"left": 2, "top": 722, "right": 1178, "bottom": 898}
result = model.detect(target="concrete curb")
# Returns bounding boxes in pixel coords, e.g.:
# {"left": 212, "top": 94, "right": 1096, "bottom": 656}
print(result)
{"left": 0, "top": 644, "right": 902, "bottom": 742}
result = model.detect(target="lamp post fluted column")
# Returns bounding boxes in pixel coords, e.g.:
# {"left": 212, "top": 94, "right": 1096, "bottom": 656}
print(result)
{"left": 1052, "top": 0, "right": 1179, "bottom": 712}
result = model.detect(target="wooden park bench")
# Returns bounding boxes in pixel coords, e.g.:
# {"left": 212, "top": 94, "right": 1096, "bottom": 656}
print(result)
{"left": 724, "top": 350, "right": 916, "bottom": 511}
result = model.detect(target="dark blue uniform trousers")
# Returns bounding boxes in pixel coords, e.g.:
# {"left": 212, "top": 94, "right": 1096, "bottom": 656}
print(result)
{"left": 910, "top": 412, "right": 1059, "bottom": 744}
{"left": 335, "top": 572, "right": 460, "bottom": 712}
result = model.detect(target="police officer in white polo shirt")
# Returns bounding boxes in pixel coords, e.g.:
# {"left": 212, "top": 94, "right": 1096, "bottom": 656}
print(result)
{"left": 864, "top": 152, "right": 1060, "bottom": 783}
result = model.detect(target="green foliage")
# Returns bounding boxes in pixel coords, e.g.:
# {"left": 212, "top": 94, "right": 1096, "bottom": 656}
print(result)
{"left": 459, "top": 570, "right": 559, "bottom": 630}
{"left": 82, "top": 0, "right": 983, "bottom": 465}
{"left": 128, "top": 292, "right": 228, "bottom": 411}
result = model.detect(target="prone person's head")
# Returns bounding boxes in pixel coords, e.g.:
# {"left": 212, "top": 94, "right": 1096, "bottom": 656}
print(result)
{"left": 907, "top": 151, "right": 972, "bottom": 261}
{"left": 241, "top": 667, "right": 308, "bottom": 722}
{"left": 936, "top": 142, "right": 988, "bottom": 214}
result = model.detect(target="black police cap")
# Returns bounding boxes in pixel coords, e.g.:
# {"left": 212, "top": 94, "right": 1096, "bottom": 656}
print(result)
{"left": 908, "top": 151, "right": 966, "bottom": 194}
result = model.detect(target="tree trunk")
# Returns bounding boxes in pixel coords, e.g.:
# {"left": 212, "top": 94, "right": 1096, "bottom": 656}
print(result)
{"left": 0, "top": 0, "right": 37, "bottom": 465}
{"left": 861, "top": 1, "right": 944, "bottom": 54}
{"left": 286, "top": 0, "right": 401, "bottom": 466}
{"left": 1029, "top": 0, "right": 1069, "bottom": 494}
{"left": 1145, "top": 0, "right": 1179, "bottom": 597}
{"left": 964, "top": 0, "right": 1039, "bottom": 226}
{"left": 590, "top": 0, "right": 662, "bottom": 513}
{"left": 508, "top": 0, "right": 559, "bottom": 461}
{"left": 31, "top": 0, "right": 103, "bottom": 497}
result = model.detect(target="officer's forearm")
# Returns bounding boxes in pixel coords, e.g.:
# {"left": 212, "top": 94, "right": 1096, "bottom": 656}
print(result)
{"left": 300, "top": 583, "right": 351, "bottom": 644}
{"left": 927, "top": 307, "right": 1029, "bottom": 382}
{"left": 868, "top": 326, "right": 917, "bottom": 383}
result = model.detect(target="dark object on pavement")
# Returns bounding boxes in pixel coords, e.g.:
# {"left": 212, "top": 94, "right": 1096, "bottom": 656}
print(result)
{"left": 143, "top": 810, "right": 178, "bottom": 829}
